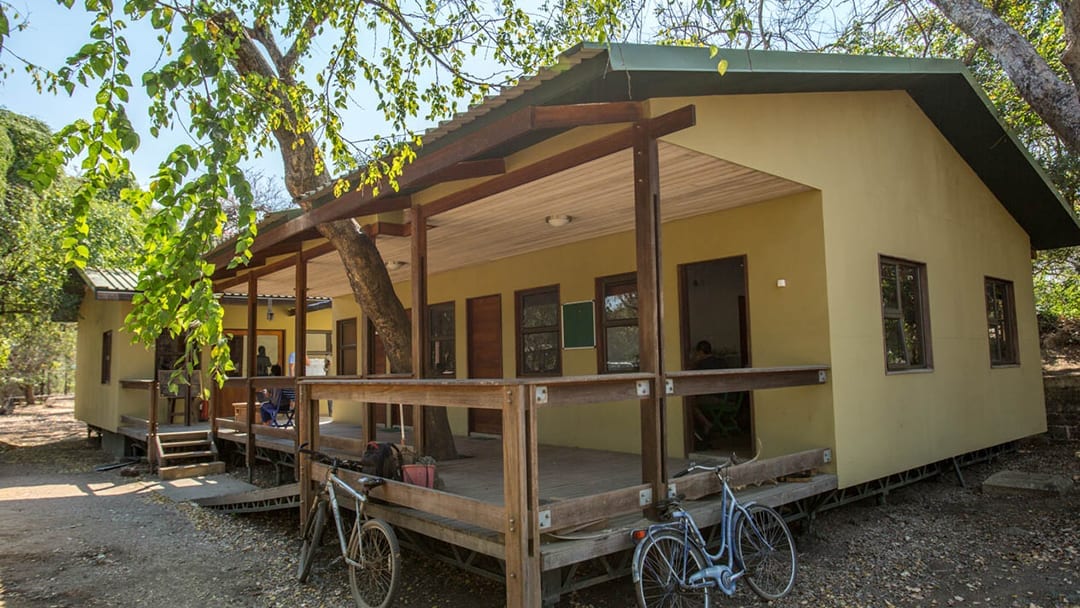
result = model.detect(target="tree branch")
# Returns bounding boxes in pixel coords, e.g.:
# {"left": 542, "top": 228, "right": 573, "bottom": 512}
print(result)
{"left": 929, "top": 0, "right": 1080, "bottom": 154}
{"left": 1063, "top": 0, "right": 1080, "bottom": 89}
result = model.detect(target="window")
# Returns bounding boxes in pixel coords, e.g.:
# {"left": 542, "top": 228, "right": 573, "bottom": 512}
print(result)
{"left": 101, "top": 331, "right": 112, "bottom": 384}
{"left": 985, "top": 277, "right": 1018, "bottom": 366}
{"left": 428, "top": 302, "right": 456, "bottom": 376}
{"left": 337, "top": 318, "right": 358, "bottom": 375}
{"left": 516, "top": 285, "right": 561, "bottom": 376}
{"left": 879, "top": 256, "right": 932, "bottom": 371}
{"left": 597, "top": 273, "right": 639, "bottom": 373}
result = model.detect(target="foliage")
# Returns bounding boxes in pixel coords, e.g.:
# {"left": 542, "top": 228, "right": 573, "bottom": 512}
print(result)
{"left": 656, "top": 0, "right": 1080, "bottom": 318}
{"left": 0, "top": 108, "right": 142, "bottom": 394}
{"left": 0, "top": 0, "right": 619, "bottom": 386}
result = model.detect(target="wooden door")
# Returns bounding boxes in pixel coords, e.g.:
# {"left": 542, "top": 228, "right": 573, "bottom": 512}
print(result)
{"left": 467, "top": 294, "right": 503, "bottom": 435}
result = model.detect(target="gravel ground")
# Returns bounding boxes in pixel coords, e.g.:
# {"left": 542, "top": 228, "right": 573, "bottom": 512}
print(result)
{"left": 1, "top": 397, "right": 1077, "bottom": 607}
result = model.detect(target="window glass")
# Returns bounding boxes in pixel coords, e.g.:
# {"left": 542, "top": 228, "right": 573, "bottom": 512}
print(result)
{"left": 517, "top": 286, "right": 561, "bottom": 376}
{"left": 985, "top": 278, "right": 1018, "bottom": 365}
{"left": 597, "top": 273, "right": 639, "bottom": 373}
{"left": 879, "top": 257, "right": 931, "bottom": 371}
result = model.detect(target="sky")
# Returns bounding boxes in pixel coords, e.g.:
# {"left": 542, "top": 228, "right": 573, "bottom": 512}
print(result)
{"left": 0, "top": 1, "right": 518, "bottom": 187}
{"left": 0, "top": 2, "right": 288, "bottom": 183}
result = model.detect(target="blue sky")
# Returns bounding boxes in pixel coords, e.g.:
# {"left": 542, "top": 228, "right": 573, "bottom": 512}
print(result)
{"left": 1, "top": 2, "right": 293, "bottom": 183}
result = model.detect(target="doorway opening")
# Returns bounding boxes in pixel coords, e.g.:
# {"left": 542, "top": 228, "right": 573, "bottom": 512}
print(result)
{"left": 680, "top": 256, "right": 753, "bottom": 456}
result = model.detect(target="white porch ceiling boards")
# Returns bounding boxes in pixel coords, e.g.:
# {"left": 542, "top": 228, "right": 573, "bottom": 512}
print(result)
{"left": 224, "top": 142, "right": 811, "bottom": 299}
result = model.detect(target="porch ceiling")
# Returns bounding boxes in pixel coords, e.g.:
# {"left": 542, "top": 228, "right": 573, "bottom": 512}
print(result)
{"left": 225, "top": 142, "right": 811, "bottom": 299}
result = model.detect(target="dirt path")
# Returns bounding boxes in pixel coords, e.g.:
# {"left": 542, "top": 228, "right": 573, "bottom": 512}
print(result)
{"left": 0, "top": 397, "right": 1078, "bottom": 607}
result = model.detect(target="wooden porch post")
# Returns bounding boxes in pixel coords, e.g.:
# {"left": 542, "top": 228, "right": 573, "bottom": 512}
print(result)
{"left": 298, "top": 380, "right": 316, "bottom": 530}
{"left": 246, "top": 274, "right": 258, "bottom": 481}
{"left": 633, "top": 121, "right": 667, "bottom": 501}
{"left": 295, "top": 252, "right": 308, "bottom": 376}
{"left": 410, "top": 204, "right": 428, "bottom": 453}
{"left": 502, "top": 385, "right": 540, "bottom": 607}
{"left": 148, "top": 380, "right": 159, "bottom": 470}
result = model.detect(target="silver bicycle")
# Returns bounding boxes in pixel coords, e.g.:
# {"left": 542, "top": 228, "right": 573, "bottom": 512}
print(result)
{"left": 297, "top": 447, "right": 401, "bottom": 608}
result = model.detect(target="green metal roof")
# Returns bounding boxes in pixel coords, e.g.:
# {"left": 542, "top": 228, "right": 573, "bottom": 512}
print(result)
{"left": 420, "top": 43, "right": 1079, "bottom": 249}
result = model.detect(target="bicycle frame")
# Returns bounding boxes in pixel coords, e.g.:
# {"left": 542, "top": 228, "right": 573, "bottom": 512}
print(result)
{"left": 634, "top": 469, "right": 767, "bottom": 597}
{"left": 322, "top": 467, "right": 373, "bottom": 570}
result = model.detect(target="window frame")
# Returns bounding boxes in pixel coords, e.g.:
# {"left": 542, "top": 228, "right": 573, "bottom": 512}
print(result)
{"left": 101, "top": 330, "right": 112, "bottom": 384}
{"left": 428, "top": 301, "right": 456, "bottom": 377}
{"left": 596, "top": 272, "right": 640, "bottom": 374}
{"left": 336, "top": 318, "right": 358, "bottom": 376}
{"left": 515, "top": 285, "right": 562, "bottom": 377}
{"left": 985, "top": 276, "right": 1019, "bottom": 367}
{"left": 878, "top": 255, "right": 933, "bottom": 373}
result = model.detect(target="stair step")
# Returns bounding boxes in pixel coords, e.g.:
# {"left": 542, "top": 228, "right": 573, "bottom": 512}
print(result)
{"left": 160, "top": 439, "right": 211, "bottom": 449}
{"left": 160, "top": 450, "right": 215, "bottom": 460}
{"left": 159, "top": 461, "right": 226, "bottom": 481}
{"left": 156, "top": 431, "right": 211, "bottom": 442}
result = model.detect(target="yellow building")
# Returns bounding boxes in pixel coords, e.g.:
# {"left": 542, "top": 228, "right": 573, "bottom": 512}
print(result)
{"left": 209, "top": 44, "right": 1078, "bottom": 490}
{"left": 72, "top": 267, "right": 332, "bottom": 454}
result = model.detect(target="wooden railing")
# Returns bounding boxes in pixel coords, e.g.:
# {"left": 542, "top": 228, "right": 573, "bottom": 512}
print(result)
{"left": 119, "top": 378, "right": 159, "bottom": 468}
{"left": 212, "top": 376, "right": 303, "bottom": 478}
{"left": 295, "top": 364, "right": 830, "bottom": 608}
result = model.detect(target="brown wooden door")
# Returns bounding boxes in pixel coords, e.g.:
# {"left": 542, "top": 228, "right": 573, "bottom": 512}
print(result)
{"left": 467, "top": 294, "right": 503, "bottom": 435}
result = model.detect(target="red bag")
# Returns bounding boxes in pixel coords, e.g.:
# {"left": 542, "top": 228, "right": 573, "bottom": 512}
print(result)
{"left": 401, "top": 463, "right": 435, "bottom": 488}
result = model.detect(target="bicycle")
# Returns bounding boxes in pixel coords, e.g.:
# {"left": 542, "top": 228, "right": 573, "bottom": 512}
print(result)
{"left": 630, "top": 460, "right": 797, "bottom": 607}
{"left": 296, "top": 447, "right": 402, "bottom": 608}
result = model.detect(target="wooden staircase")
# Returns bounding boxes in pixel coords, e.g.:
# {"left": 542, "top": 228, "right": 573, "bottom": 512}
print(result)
{"left": 155, "top": 430, "right": 226, "bottom": 480}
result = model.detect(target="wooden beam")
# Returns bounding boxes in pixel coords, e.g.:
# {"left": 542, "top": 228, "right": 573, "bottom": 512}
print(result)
{"left": 211, "top": 102, "right": 658, "bottom": 270}
{"left": 298, "top": 381, "right": 313, "bottom": 530}
{"left": 316, "top": 462, "right": 505, "bottom": 531}
{"left": 410, "top": 158, "right": 506, "bottom": 189}
{"left": 301, "top": 102, "right": 645, "bottom": 208}
{"left": 545, "top": 483, "right": 651, "bottom": 533}
{"left": 664, "top": 366, "right": 828, "bottom": 397}
{"left": 308, "top": 381, "right": 507, "bottom": 409}
{"left": 502, "top": 386, "right": 539, "bottom": 607}
{"left": 671, "top": 448, "right": 830, "bottom": 501}
{"left": 213, "top": 252, "right": 300, "bottom": 292}
{"left": 634, "top": 120, "right": 667, "bottom": 505}
{"left": 410, "top": 203, "right": 428, "bottom": 454}
{"left": 148, "top": 380, "right": 159, "bottom": 470}
{"left": 295, "top": 250, "right": 308, "bottom": 382}
{"left": 362, "top": 221, "right": 411, "bottom": 238}
{"left": 538, "top": 374, "right": 655, "bottom": 408}
{"left": 424, "top": 104, "right": 696, "bottom": 218}
{"left": 245, "top": 276, "right": 258, "bottom": 479}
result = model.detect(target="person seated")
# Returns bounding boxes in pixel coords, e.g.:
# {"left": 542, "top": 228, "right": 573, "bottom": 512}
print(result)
{"left": 259, "top": 364, "right": 284, "bottom": 424}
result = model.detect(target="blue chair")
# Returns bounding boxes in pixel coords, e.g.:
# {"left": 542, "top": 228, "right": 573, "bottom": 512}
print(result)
{"left": 262, "top": 387, "right": 296, "bottom": 428}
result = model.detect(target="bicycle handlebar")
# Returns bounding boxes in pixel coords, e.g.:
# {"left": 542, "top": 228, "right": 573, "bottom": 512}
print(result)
{"left": 672, "top": 458, "right": 736, "bottom": 479}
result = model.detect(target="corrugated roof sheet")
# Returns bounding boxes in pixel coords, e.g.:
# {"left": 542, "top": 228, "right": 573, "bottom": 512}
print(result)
{"left": 80, "top": 267, "right": 139, "bottom": 292}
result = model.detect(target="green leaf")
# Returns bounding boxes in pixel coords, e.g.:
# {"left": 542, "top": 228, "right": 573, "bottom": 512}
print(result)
{"left": 717, "top": 59, "right": 728, "bottom": 76}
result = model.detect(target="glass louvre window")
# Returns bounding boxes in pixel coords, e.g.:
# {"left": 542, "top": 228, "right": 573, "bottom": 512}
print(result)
{"left": 879, "top": 257, "right": 932, "bottom": 371}
{"left": 428, "top": 302, "right": 456, "bottom": 376}
{"left": 598, "top": 274, "right": 639, "bottom": 373}
{"left": 985, "top": 278, "right": 1018, "bottom": 366}
{"left": 517, "top": 286, "right": 561, "bottom": 376}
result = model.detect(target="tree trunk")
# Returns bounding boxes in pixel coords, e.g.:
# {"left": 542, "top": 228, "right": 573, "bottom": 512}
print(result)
{"left": 21, "top": 384, "right": 33, "bottom": 405}
{"left": 217, "top": 11, "right": 460, "bottom": 461}
{"left": 929, "top": 0, "right": 1080, "bottom": 155}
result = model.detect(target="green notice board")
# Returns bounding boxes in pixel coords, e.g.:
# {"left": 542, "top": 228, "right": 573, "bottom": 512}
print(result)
{"left": 562, "top": 300, "right": 596, "bottom": 349}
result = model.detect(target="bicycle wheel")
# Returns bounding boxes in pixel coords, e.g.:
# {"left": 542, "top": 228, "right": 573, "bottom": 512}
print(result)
{"left": 735, "top": 504, "right": 797, "bottom": 600}
{"left": 297, "top": 498, "right": 327, "bottom": 583}
{"left": 633, "top": 529, "right": 710, "bottom": 608}
{"left": 347, "top": 518, "right": 401, "bottom": 608}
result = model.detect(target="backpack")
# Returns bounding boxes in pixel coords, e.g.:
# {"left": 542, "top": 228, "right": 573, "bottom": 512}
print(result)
{"left": 360, "top": 442, "right": 403, "bottom": 481}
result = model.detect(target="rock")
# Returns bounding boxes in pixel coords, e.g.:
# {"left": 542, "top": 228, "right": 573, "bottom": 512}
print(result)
{"left": 982, "top": 470, "right": 1073, "bottom": 496}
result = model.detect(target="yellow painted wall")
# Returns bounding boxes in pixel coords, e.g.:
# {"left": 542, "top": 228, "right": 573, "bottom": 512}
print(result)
{"left": 76, "top": 296, "right": 333, "bottom": 431}
{"left": 74, "top": 295, "right": 154, "bottom": 432}
{"left": 335, "top": 190, "right": 832, "bottom": 458}
{"left": 651, "top": 92, "right": 1044, "bottom": 486}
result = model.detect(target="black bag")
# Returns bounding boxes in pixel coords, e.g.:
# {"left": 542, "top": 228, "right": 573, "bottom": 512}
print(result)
{"left": 360, "top": 442, "right": 403, "bottom": 481}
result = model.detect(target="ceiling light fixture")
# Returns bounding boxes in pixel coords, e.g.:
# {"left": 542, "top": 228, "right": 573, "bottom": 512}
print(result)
{"left": 266, "top": 297, "right": 275, "bottom": 321}
{"left": 385, "top": 260, "right": 408, "bottom": 271}
{"left": 545, "top": 215, "right": 572, "bottom": 227}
